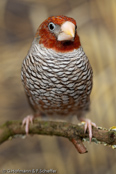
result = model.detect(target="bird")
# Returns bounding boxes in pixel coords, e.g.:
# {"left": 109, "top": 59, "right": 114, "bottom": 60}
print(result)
{"left": 21, "top": 15, "right": 97, "bottom": 141}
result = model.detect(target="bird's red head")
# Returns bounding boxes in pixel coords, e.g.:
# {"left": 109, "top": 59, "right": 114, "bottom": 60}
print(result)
{"left": 35, "top": 15, "right": 81, "bottom": 52}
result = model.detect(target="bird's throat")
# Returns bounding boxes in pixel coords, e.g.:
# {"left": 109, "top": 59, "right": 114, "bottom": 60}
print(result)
{"left": 39, "top": 34, "right": 81, "bottom": 53}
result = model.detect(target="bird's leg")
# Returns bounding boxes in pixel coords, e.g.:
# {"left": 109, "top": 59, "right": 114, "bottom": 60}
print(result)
{"left": 22, "top": 112, "right": 44, "bottom": 134}
{"left": 22, "top": 115, "right": 34, "bottom": 134}
{"left": 79, "top": 117, "right": 97, "bottom": 142}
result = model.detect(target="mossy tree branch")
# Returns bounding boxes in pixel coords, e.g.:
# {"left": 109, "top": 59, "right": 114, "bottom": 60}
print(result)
{"left": 0, "top": 120, "right": 116, "bottom": 154}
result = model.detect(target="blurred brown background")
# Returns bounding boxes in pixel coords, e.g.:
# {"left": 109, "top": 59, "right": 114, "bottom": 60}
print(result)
{"left": 0, "top": 0, "right": 116, "bottom": 173}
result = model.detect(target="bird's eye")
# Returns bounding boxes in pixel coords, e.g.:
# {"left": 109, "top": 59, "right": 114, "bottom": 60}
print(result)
{"left": 48, "top": 22, "right": 56, "bottom": 31}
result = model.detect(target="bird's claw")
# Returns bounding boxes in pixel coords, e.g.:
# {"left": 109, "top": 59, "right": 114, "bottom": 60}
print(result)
{"left": 80, "top": 118, "right": 97, "bottom": 142}
{"left": 22, "top": 115, "right": 34, "bottom": 134}
{"left": 83, "top": 119, "right": 97, "bottom": 142}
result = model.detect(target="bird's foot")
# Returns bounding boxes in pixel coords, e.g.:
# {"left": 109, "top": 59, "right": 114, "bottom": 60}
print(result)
{"left": 22, "top": 115, "right": 34, "bottom": 134}
{"left": 80, "top": 118, "right": 97, "bottom": 142}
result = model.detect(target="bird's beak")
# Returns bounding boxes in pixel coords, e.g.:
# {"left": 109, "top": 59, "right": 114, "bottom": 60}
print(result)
{"left": 57, "top": 21, "right": 75, "bottom": 41}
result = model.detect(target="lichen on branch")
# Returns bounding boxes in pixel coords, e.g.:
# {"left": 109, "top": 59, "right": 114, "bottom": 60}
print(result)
{"left": 0, "top": 120, "right": 116, "bottom": 154}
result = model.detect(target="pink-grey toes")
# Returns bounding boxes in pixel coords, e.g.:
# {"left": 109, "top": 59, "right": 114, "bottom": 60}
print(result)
{"left": 22, "top": 115, "right": 34, "bottom": 134}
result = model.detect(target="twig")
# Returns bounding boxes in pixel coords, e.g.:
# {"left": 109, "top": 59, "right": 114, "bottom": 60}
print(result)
{"left": 0, "top": 120, "right": 116, "bottom": 154}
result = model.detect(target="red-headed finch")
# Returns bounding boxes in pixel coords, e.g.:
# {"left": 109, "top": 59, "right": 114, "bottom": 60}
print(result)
{"left": 21, "top": 15, "right": 97, "bottom": 141}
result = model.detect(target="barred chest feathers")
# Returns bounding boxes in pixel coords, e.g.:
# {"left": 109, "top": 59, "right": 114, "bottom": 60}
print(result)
{"left": 21, "top": 40, "right": 93, "bottom": 117}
